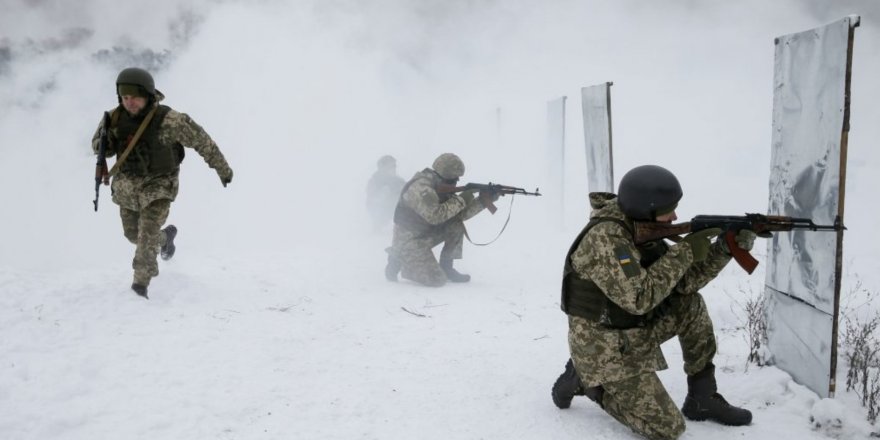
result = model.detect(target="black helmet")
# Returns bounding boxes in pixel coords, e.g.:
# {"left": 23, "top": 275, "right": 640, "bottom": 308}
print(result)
{"left": 116, "top": 67, "right": 155, "bottom": 96}
{"left": 617, "top": 165, "right": 682, "bottom": 220}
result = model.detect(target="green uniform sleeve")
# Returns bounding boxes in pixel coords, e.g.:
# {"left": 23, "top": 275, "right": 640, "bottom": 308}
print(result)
{"left": 674, "top": 240, "right": 732, "bottom": 294}
{"left": 402, "top": 177, "right": 466, "bottom": 225}
{"left": 160, "top": 110, "right": 232, "bottom": 178}
{"left": 573, "top": 221, "right": 693, "bottom": 315}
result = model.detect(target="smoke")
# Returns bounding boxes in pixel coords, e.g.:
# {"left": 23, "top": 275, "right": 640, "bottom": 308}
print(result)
{"left": 0, "top": 0, "right": 877, "bottom": 276}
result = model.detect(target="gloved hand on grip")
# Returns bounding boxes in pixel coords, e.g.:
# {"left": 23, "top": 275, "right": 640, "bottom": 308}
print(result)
{"left": 719, "top": 229, "right": 764, "bottom": 255}
{"left": 480, "top": 190, "right": 501, "bottom": 202}
{"left": 681, "top": 228, "right": 723, "bottom": 263}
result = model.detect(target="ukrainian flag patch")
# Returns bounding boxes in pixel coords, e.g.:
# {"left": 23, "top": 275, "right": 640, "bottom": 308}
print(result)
{"left": 614, "top": 245, "right": 641, "bottom": 278}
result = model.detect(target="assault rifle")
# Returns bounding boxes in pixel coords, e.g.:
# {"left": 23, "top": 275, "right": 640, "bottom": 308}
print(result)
{"left": 93, "top": 111, "right": 111, "bottom": 212}
{"left": 437, "top": 182, "right": 541, "bottom": 214}
{"left": 633, "top": 213, "right": 845, "bottom": 274}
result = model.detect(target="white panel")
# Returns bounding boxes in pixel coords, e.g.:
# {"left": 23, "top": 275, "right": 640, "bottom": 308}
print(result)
{"left": 765, "top": 287, "right": 834, "bottom": 397}
{"left": 546, "top": 97, "right": 566, "bottom": 222}
{"left": 764, "top": 16, "right": 858, "bottom": 398}
{"left": 580, "top": 83, "right": 614, "bottom": 193}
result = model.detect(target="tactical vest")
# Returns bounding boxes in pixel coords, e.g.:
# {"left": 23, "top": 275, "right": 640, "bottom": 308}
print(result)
{"left": 560, "top": 217, "right": 669, "bottom": 328}
{"left": 392, "top": 173, "right": 454, "bottom": 235}
{"left": 112, "top": 105, "right": 184, "bottom": 176}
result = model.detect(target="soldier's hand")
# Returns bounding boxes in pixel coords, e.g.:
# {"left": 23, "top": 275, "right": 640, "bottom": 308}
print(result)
{"left": 219, "top": 168, "right": 233, "bottom": 187}
{"left": 719, "top": 229, "right": 760, "bottom": 255}
{"left": 680, "top": 228, "right": 722, "bottom": 263}
{"left": 460, "top": 191, "right": 475, "bottom": 204}
{"left": 479, "top": 190, "right": 501, "bottom": 202}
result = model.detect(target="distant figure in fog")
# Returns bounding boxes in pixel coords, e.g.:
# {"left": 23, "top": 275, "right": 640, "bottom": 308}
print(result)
{"left": 366, "top": 155, "right": 405, "bottom": 232}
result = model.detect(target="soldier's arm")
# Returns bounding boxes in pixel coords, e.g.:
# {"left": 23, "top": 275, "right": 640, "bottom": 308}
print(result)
{"left": 459, "top": 192, "right": 487, "bottom": 221}
{"left": 574, "top": 222, "right": 693, "bottom": 315}
{"left": 674, "top": 240, "right": 732, "bottom": 294}
{"left": 402, "top": 179, "right": 465, "bottom": 225}
{"left": 160, "top": 110, "right": 232, "bottom": 177}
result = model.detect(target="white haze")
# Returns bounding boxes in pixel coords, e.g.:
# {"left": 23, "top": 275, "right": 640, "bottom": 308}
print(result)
{"left": 1, "top": 0, "right": 879, "bottom": 438}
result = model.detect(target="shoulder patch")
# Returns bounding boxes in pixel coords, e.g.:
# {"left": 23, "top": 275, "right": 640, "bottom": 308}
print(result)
{"left": 614, "top": 245, "right": 641, "bottom": 278}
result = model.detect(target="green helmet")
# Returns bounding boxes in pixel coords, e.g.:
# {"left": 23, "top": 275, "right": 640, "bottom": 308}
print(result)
{"left": 432, "top": 153, "right": 465, "bottom": 180}
{"left": 116, "top": 67, "right": 155, "bottom": 96}
{"left": 617, "top": 165, "right": 682, "bottom": 220}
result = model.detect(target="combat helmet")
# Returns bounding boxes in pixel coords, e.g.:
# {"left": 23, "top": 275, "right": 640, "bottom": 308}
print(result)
{"left": 432, "top": 153, "right": 465, "bottom": 180}
{"left": 617, "top": 165, "right": 682, "bottom": 220}
{"left": 116, "top": 67, "right": 156, "bottom": 97}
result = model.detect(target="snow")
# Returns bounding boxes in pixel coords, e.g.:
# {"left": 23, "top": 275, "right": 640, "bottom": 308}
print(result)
{"left": 2, "top": 1, "right": 880, "bottom": 439}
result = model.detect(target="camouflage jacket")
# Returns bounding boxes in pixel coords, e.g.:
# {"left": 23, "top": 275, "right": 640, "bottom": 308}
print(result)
{"left": 91, "top": 91, "right": 232, "bottom": 210}
{"left": 393, "top": 168, "right": 485, "bottom": 234}
{"left": 568, "top": 192, "right": 732, "bottom": 385}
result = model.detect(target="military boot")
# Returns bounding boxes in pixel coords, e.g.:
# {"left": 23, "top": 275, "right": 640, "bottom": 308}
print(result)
{"left": 681, "top": 363, "right": 752, "bottom": 426}
{"left": 385, "top": 254, "right": 401, "bottom": 282}
{"left": 440, "top": 258, "right": 470, "bottom": 283}
{"left": 552, "top": 359, "right": 585, "bottom": 409}
{"left": 160, "top": 225, "right": 177, "bottom": 261}
{"left": 131, "top": 283, "right": 149, "bottom": 299}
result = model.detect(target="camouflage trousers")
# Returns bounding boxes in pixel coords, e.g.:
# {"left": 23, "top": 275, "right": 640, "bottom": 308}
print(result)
{"left": 388, "top": 220, "right": 465, "bottom": 287}
{"left": 571, "top": 293, "right": 716, "bottom": 440}
{"left": 119, "top": 199, "right": 170, "bottom": 286}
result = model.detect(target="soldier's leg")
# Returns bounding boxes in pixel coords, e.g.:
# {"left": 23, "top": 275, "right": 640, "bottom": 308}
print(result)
{"left": 601, "top": 373, "right": 686, "bottom": 440}
{"left": 652, "top": 292, "right": 716, "bottom": 375}
{"left": 437, "top": 220, "right": 469, "bottom": 282}
{"left": 120, "top": 207, "right": 140, "bottom": 245}
{"left": 653, "top": 293, "right": 752, "bottom": 426}
{"left": 437, "top": 220, "right": 464, "bottom": 262}
{"left": 398, "top": 233, "right": 446, "bottom": 287}
{"left": 131, "top": 199, "right": 171, "bottom": 286}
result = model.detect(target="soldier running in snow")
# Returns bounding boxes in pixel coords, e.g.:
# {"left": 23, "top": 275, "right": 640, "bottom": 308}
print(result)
{"left": 91, "top": 67, "right": 233, "bottom": 298}
{"left": 384, "top": 153, "right": 498, "bottom": 286}
{"left": 551, "top": 165, "right": 754, "bottom": 439}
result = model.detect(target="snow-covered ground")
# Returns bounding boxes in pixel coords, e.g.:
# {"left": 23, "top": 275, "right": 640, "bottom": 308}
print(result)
{"left": 2, "top": 1, "right": 880, "bottom": 439}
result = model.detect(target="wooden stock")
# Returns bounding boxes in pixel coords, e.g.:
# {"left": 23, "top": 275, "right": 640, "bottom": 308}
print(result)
{"left": 632, "top": 221, "right": 692, "bottom": 244}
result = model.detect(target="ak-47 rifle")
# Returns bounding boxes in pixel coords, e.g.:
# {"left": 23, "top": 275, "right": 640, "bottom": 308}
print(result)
{"left": 633, "top": 213, "right": 845, "bottom": 274}
{"left": 93, "top": 111, "right": 111, "bottom": 212}
{"left": 437, "top": 182, "right": 541, "bottom": 214}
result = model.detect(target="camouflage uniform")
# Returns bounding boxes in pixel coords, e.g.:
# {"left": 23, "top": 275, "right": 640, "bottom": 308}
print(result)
{"left": 388, "top": 168, "right": 486, "bottom": 286}
{"left": 564, "top": 193, "right": 732, "bottom": 440}
{"left": 92, "top": 90, "right": 232, "bottom": 288}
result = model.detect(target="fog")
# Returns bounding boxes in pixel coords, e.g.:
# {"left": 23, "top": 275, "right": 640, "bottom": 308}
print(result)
{"left": 1, "top": 0, "right": 878, "bottom": 286}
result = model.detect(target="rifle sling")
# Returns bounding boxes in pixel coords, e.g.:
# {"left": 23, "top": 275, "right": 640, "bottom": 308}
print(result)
{"left": 108, "top": 105, "right": 158, "bottom": 177}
